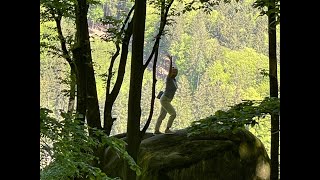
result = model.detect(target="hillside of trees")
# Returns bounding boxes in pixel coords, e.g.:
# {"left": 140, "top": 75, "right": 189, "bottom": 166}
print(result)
{"left": 40, "top": 0, "right": 280, "bottom": 179}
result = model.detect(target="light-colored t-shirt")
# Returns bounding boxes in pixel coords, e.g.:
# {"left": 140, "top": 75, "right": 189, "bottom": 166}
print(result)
{"left": 164, "top": 77, "right": 178, "bottom": 99}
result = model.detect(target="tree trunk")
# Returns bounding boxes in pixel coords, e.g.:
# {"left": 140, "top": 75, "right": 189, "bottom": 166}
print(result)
{"left": 124, "top": 0, "right": 146, "bottom": 179}
{"left": 268, "top": 0, "right": 279, "bottom": 179}
{"left": 104, "top": 10, "right": 134, "bottom": 136}
{"left": 103, "top": 102, "right": 114, "bottom": 136}
{"left": 72, "top": 0, "right": 105, "bottom": 174}
{"left": 73, "top": 46, "right": 87, "bottom": 125}
{"left": 74, "top": 0, "right": 102, "bottom": 133}
{"left": 54, "top": 16, "right": 76, "bottom": 114}
{"left": 86, "top": 64, "right": 102, "bottom": 132}
{"left": 67, "top": 65, "right": 76, "bottom": 114}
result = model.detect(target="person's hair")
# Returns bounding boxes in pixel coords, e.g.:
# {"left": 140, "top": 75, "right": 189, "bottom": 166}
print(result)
{"left": 172, "top": 67, "right": 178, "bottom": 75}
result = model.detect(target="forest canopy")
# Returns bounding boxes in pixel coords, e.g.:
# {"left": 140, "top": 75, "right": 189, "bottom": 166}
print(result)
{"left": 40, "top": 0, "right": 280, "bottom": 179}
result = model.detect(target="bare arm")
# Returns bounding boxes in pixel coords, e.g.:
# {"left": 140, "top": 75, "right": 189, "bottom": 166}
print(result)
{"left": 167, "top": 55, "right": 173, "bottom": 78}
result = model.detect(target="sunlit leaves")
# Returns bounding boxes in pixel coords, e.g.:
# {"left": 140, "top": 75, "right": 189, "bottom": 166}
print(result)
{"left": 40, "top": 108, "right": 140, "bottom": 179}
{"left": 99, "top": 16, "right": 124, "bottom": 42}
{"left": 188, "top": 97, "right": 279, "bottom": 136}
{"left": 182, "top": 0, "right": 242, "bottom": 14}
{"left": 40, "top": 0, "right": 76, "bottom": 22}
{"left": 252, "top": 0, "right": 280, "bottom": 26}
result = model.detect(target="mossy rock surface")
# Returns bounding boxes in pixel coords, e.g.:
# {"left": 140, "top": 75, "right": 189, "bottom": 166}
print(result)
{"left": 103, "top": 128, "right": 270, "bottom": 180}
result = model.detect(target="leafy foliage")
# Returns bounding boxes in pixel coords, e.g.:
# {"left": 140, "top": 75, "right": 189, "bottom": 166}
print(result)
{"left": 187, "top": 97, "right": 279, "bottom": 136}
{"left": 40, "top": 0, "right": 76, "bottom": 22}
{"left": 40, "top": 108, "right": 141, "bottom": 180}
{"left": 252, "top": 0, "right": 280, "bottom": 26}
{"left": 182, "top": 0, "right": 242, "bottom": 14}
{"left": 40, "top": 0, "right": 279, "bottom": 168}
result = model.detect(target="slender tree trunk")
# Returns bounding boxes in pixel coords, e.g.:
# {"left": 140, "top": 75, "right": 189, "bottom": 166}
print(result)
{"left": 140, "top": 48, "right": 159, "bottom": 137}
{"left": 103, "top": 101, "right": 114, "bottom": 135}
{"left": 268, "top": 0, "right": 279, "bottom": 179}
{"left": 124, "top": 0, "right": 146, "bottom": 179}
{"left": 54, "top": 16, "right": 77, "bottom": 114}
{"left": 104, "top": 8, "right": 134, "bottom": 136}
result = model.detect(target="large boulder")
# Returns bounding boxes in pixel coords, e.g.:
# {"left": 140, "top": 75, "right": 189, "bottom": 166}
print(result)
{"left": 103, "top": 128, "right": 270, "bottom": 180}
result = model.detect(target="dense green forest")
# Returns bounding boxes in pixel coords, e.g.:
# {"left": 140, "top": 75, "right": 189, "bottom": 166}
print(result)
{"left": 40, "top": 0, "right": 280, "bottom": 179}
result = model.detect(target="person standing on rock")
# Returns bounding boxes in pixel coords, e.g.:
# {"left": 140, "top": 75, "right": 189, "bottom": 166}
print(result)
{"left": 154, "top": 54, "right": 178, "bottom": 135}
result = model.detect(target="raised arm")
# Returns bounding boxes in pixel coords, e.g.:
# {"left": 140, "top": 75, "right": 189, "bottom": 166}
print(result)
{"left": 167, "top": 55, "right": 173, "bottom": 78}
